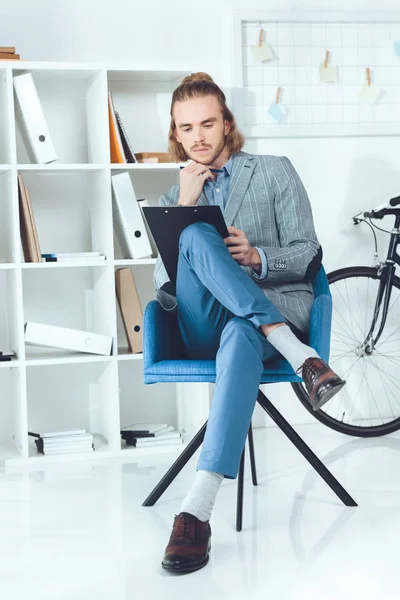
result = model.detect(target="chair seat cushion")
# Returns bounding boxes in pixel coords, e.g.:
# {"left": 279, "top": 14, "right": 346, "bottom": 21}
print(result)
{"left": 144, "top": 358, "right": 302, "bottom": 384}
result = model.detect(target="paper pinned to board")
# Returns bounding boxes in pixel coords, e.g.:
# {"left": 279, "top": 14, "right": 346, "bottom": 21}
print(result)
{"left": 319, "top": 50, "right": 338, "bottom": 83}
{"left": 268, "top": 87, "right": 287, "bottom": 123}
{"left": 251, "top": 28, "right": 274, "bottom": 62}
{"left": 359, "top": 68, "right": 383, "bottom": 104}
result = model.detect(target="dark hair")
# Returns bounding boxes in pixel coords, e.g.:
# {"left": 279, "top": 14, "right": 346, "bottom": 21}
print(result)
{"left": 168, "top": 72, "right": 245, "bottom": 162}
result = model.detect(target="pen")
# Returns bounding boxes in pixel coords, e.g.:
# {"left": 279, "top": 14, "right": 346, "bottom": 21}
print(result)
{"left": 180, "top": 166, "right": 222, "bottom": 173}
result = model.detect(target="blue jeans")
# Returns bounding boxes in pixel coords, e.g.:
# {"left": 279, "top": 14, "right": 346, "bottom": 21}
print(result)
{"left": 176, "top": 222, "right": 288, "bottom": 479}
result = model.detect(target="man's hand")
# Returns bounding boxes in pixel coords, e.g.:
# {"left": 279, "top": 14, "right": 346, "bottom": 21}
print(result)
{"left": 224, "top": 226, "right": 261, "bottom": 271}
{"left": 178, "top": 162, "right": 215, "bottom": 206}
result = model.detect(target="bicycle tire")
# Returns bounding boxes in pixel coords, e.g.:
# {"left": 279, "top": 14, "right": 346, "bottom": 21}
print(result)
{"left": 292, "top": 266, "right": 400, "bottom": 437}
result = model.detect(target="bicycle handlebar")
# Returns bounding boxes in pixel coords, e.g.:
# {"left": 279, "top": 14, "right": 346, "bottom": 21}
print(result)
{"left": 353, "top": 195, "right": 400, "bottom": 222}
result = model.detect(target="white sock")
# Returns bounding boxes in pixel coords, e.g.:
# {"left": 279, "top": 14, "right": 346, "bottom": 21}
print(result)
{"left": 180, "top": 470, "right": 224, "bottom": 522}
{"left": 266, "top": 324, "right": 319, "bottom": 373}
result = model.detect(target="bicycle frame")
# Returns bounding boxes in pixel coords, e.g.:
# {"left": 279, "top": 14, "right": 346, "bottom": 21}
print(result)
{"left": 362, "top": 214, "right": 400, "bottom": 352}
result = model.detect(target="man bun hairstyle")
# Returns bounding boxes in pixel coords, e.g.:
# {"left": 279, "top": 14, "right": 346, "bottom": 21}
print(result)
{"left": 168, "top": 72, "right": 245, "bottom": 162}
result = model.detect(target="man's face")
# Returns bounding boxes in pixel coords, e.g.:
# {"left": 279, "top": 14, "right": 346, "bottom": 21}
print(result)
{"left": 173, "top": 95, "right": 230, "bottom": 165}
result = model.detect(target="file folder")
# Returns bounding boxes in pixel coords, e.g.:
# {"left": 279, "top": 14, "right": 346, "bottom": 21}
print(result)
{"left": 13, "top": 73, "right": 57, "bottom": 164}
{"left": 111, "top": 172, "right": 152, "bottom": 259}
{"left": 115, "top": 268, "right": 143, "bottom": 353}
{"left": 24, "top": 322, "right": 113, "bottom": 355}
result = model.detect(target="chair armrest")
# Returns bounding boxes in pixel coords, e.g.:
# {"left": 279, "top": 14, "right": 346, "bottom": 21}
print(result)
{"left": 143, "top": 300, "right": 185, "bottom": 368}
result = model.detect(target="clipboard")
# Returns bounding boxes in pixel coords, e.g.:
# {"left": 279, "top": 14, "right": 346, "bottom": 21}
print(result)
{"left": 142, "top": 205, "right": 229, "bottom": 285}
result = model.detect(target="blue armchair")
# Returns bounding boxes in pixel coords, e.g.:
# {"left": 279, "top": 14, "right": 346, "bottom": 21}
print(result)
{"left": 142, "top": 267, "right": 357, "bottom": 530}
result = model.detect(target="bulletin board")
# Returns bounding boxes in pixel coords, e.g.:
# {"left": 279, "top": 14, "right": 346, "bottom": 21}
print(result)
{"left": 232, "top": 11, "right": 400, "bottom": 137}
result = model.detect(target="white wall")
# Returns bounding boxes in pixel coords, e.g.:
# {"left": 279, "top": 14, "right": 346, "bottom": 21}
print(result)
{"left": 2, "top": 0, "right": 399, "bottom": 425}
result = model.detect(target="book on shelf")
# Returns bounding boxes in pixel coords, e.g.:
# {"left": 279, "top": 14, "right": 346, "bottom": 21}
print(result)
{"left": 124, "top": 437, "right": 183, "bottom": 448}
{"left": 115, "top": 268, "right": 143, "bottom": 354}
{"left": 24, "top": 322, "right": 113, "bottom": 355}
{"left": 126, "top": 431, "right": 182, "bottom": 445}
{"left": 0, "top": 46, "right": 16, "bottom": 54}
{"left": 120, "top": 423, "right": 170, "bottom": 436}
{"left": 34, "top": 439, "right": 95, "bottom": 455}
{"left": 18, "top": 173, "right": 41, "bottom": 262}
{"left": 13, "top": 73, "right": 57, "bottom": 164}
{"left": 135, "top": 152, "right": 173, "bottom": 163}
{"left": 29, "top": 430, "right": 95, "bottom": 455}
{"left": 0, "top": 52, "right": 20, "bottom": 59}
{"left": 28, "top": 429, "right": 88, "bottom": 438}
{"left": 0, "top": 351, "right": 14, "bottom": 362}
{"left": 41, "top": 252, "right": 106, "bottom": 262}
{"left": 111, "top": 172, "right": 153, "bottom": 259}
{"left": 121, "top": 425, "right": 175, "bottom": 440}
{"left": 108, "top": 92, "right": 125, "bottom": 164}
{"left": 115, "top": 110, "right": 137, "bottom": 163}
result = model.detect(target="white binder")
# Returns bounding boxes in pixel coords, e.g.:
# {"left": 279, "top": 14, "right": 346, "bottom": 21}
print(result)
{"left": 24, "top": 322, "right": 112, "bottom": 355}
{"left": 13, "top": 73, "right": 57, "bottom": 164}
{"left": 111, "top": 172, "right": 152, "bottom": 259}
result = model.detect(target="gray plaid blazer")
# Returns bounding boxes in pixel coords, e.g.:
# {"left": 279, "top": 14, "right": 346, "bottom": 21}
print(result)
{"left": 153, "top": 151, "right": 321, "bottom": 332}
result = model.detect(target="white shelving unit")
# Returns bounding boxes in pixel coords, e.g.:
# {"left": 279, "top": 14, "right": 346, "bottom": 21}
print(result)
{"left": 0, "top": 62, "right": 210, "bottom": 466}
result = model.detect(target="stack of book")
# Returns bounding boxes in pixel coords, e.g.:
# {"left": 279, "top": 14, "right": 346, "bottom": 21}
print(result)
{"left": 41, "top": 252, "right": 106, "bottom": 263}
{"left": 0, "top": 46, "right": 21, "bottom": 60}
{"left": 29, "top": 429, "right": 95, "bottom": 455}
{"left": 121, "top": 423, "right": 183, "bottom": 448}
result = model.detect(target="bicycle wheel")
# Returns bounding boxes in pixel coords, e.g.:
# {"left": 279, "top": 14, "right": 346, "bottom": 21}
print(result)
{"left": 292, "top": 266, "right": 400, "bottom": 437}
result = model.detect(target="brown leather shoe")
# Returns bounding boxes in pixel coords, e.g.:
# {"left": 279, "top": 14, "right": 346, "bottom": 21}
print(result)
{"left": 298, "top": 357, "right": 346, "bottom": 411}
{"left": 161, "top": 512, "right": 211, "bottom": 573}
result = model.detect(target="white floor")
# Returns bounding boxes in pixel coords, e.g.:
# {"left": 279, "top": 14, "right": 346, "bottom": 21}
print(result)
{"left": 1, "top": 423, "right": 400, "bottom": 600}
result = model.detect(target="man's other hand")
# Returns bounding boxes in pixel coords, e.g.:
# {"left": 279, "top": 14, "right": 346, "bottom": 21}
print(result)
{"left": 224, "top": 226, "right": 261, "bottom": 271}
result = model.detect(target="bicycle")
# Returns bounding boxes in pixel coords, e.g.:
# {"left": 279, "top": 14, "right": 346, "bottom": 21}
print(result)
{"left": 292, "top": 195, "right": 400, "bottom": 437}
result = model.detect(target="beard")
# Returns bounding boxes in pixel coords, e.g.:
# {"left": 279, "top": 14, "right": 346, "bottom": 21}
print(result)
{"left": 188, "top": 136, "right": 227, "bottom": 166}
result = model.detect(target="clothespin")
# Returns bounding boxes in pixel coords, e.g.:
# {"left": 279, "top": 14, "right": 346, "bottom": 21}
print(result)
{"left": 323, "top": 50, "right": 329, "bottom": 68}
{"left": 275, "top": 87, "right": 281, "bottom": 104}
{"left": 259, "top": 28, "right": 264, "bottom": 48}
{"left": 366, "top": 67, "right": 371, "bottom": 86}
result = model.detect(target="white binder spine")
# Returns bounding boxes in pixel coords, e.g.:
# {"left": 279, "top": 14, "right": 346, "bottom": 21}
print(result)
{"left": 24, "top": 322, "right": 112, "bottom": 355}
{"left": 13, "top": 73, "right": 57, "bottom": 164}
{"left": 111, "top": 172, "right": 152, "bottom": 259}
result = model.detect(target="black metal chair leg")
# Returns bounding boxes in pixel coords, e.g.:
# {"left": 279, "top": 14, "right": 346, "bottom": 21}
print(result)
{"left": 256, "top": 390, "right": 358, "bottom": 507}
{"left": 248, "top": 423, "right": 257, "bottom": 486}
{"left": 236, "top": 446, "right": 245, "bottom": 532}
{"left": 142, "top": 421, "right": 208, "bottom": 506}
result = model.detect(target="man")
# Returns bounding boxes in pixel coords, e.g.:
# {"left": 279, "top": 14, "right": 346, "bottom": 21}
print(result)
{"left": 152, "top": 72, "right": 345, "bottom": 574}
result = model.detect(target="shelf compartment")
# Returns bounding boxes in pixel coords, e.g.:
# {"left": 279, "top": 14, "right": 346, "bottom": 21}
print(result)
{"left": 22, "top": 266, "right": 116, "bottom": 361}
{"left": 17, "top": 169, "right": 113, "bottom": 260}
{"left": 26, "top": 360, "right": 120, "bottom": 458}
{"left": 118, "top": 359, "right": 178, "bottom": 451}
{"left": 114, "top": 264, "right": 155, "bottom": 356}
{"left": 107, "top": 70, "right": 188, "bottom": 158}
{"left": 13, "top": 69, "right": 108, "bottom": 164}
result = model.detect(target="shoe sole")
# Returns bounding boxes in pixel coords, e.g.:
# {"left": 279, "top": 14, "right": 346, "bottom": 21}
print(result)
{"left": 312, "top": 380, "right": 346, "bottom": 412}
{"left": 161, "top": 553, "right": 210, "bottom": 574}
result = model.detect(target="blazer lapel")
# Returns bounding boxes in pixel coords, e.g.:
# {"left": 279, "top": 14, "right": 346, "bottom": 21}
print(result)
{"left": 223, "top": 154, "right": 256, "bottom": 226}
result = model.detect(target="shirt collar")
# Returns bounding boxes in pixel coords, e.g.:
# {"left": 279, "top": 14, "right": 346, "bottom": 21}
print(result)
{"left": 221, "top": 155, "right": 233, "bottom": 176}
